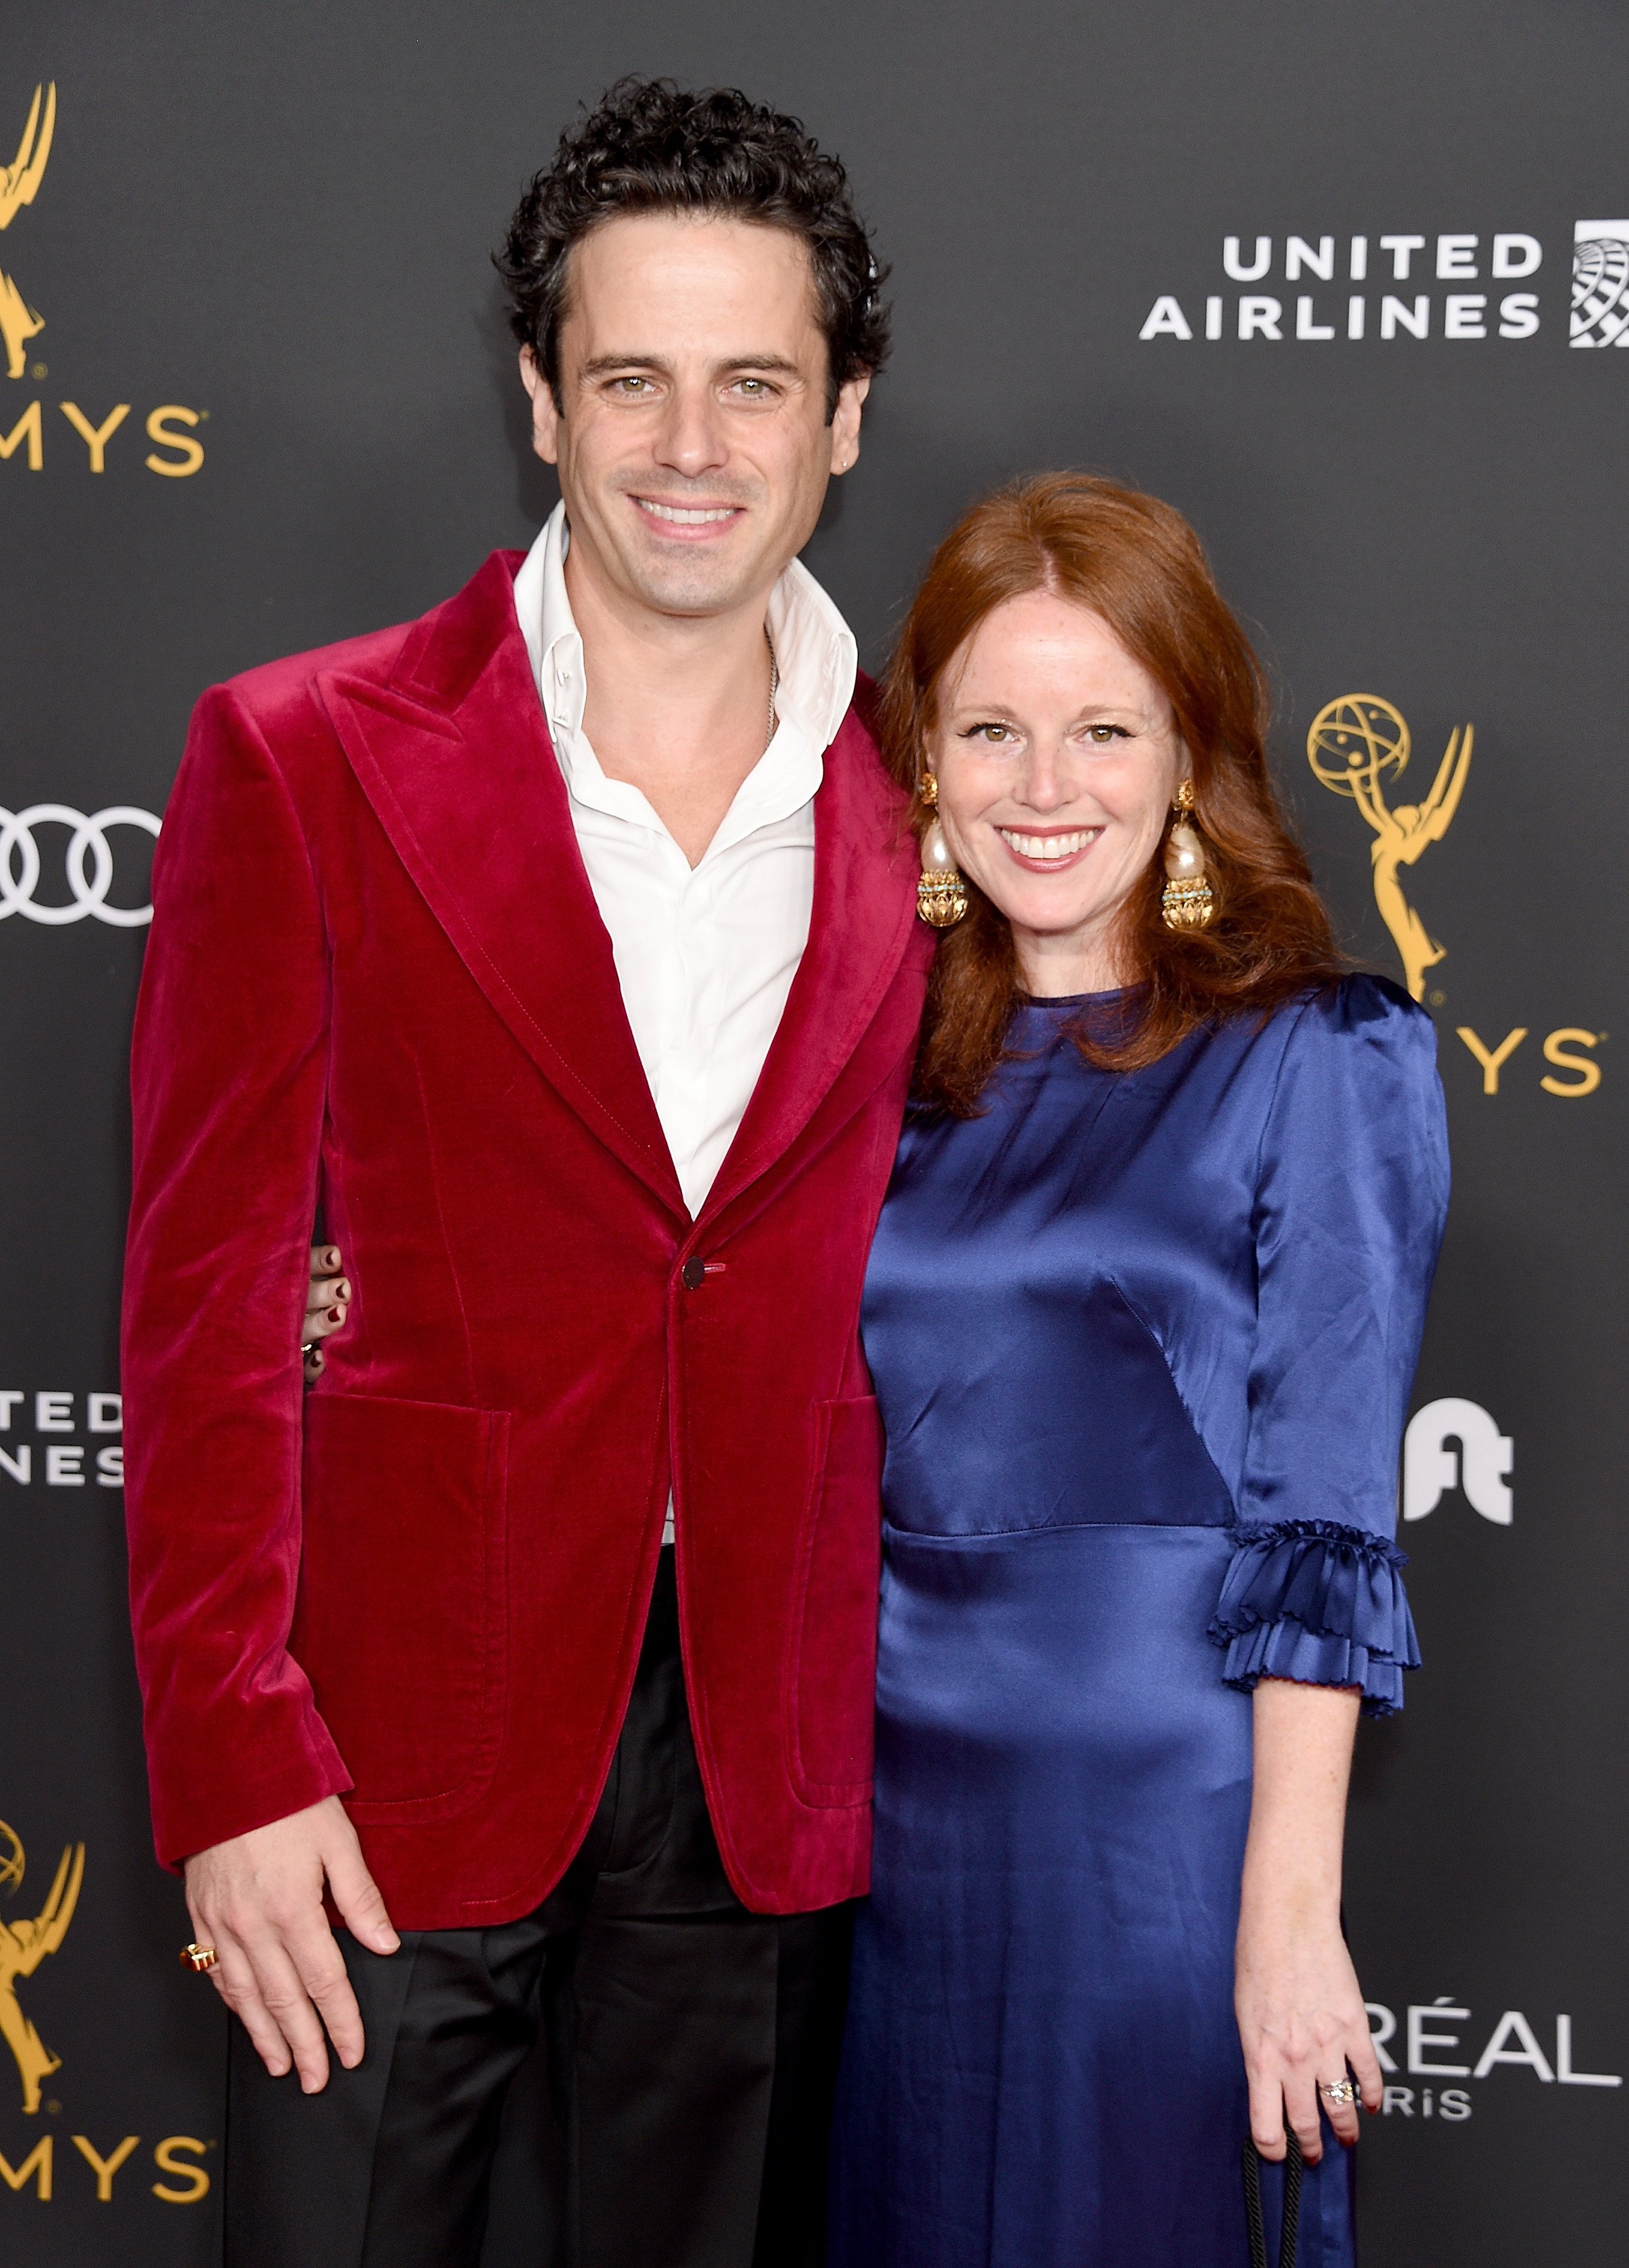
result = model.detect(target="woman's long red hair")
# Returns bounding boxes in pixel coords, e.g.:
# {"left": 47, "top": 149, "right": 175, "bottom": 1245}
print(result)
{"left": 879, "top": 473, "right": 1341, "bottom": 1113}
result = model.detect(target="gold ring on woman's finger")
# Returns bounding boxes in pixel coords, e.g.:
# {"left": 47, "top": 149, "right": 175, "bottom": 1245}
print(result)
{"left": 1318, "top": 2076, "right": 1358, "bottom": 2106}
{"left": 180, "top": 1941, "right": 219, "bottom": 1974}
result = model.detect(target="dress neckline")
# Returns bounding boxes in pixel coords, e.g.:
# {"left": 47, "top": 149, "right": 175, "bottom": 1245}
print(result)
{"left": 1016, "top": 987, "right": 1133, "bottom": 1009}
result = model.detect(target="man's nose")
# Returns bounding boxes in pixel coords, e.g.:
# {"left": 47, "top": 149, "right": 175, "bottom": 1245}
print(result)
{"left": 653, "top": 384, "right": 729, "bottom": 478}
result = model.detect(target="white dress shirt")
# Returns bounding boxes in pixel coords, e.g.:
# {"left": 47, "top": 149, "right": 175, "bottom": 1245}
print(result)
{"left": 513, "top": 507, "right": 858, "bottom": 1541}
{"left": 513, "top": 503, "right": 858, "bottom": 1217}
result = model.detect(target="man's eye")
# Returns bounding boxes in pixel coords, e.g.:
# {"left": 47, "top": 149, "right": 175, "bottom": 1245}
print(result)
{"left": 614, "top": 377, "right": 651, "bottom": 396}
{"left": 734, "top": 378, "right": 772, "bottom": 398}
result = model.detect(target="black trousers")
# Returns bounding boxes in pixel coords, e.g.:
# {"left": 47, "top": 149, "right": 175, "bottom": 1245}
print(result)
{"left": 224, "top": 1552, "right": 853, "bottom": 2268}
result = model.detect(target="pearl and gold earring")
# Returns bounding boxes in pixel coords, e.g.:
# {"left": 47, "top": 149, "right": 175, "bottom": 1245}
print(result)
{"left": 1160, "top": 779, "right": 1215, "bottom": 930}
{"left": 915, "top": 772, "right": 968, "bottom": 927}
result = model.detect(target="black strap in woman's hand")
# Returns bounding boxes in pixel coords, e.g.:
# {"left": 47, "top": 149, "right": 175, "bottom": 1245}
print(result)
{"left": 1242, "top": 2130, "right": 1303, "bottom": 2268}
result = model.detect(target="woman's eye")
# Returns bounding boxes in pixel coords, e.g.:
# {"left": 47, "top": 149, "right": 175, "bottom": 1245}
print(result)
{"left": 1087, "top": 724, "right": 1126, "bottom": 744}
{"left": 967, "top": 723, "right": 1012, "bottom": 743}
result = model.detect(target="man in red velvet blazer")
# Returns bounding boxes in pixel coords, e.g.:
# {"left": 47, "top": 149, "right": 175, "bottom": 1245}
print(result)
{"left": 122, "top": 81, "right": 929, "bottom": 2268}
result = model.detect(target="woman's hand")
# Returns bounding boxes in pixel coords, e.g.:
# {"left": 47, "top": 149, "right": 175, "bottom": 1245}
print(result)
{"left": 302, "top": 1245, "right": 349, "bottom": 1381}
{"left": 1235, "top": 1677, "right": 1382, "bottom": 2163}
{"left": 1235, "top": 1893, "right": 1381, "bottom": 2162}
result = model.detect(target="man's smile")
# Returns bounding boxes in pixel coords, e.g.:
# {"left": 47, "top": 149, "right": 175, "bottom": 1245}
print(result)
{"left": 631, "top": 495, "right": 746, "bottom": 536}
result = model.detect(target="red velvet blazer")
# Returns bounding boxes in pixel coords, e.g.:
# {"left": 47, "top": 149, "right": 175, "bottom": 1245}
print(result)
{"left": 122, "top": 553, "right": 932, "bottom": 1928}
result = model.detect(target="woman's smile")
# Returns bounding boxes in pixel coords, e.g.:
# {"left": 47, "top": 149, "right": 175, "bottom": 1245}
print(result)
{"left": 995, "top": 824, "right": 1104, "bottom": 870}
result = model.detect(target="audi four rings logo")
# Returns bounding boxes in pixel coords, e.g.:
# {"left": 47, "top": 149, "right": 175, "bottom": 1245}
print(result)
{"left": 0, "top": 804, "right": 161, "bottom": 926}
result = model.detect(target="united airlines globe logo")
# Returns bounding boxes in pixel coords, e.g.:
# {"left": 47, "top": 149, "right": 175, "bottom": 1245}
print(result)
{"left": 1570, "top": 220, "right": 1629, "bottom": 347}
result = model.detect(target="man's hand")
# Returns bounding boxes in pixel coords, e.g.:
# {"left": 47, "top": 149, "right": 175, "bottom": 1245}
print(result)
{"left": 183, "top": 1794, "right": 399, "bottom": 2090}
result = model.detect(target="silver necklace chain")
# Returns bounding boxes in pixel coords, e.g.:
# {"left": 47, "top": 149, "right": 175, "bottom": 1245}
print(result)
{"left": 765, "top": 628, "right": 779, "bottom": 751}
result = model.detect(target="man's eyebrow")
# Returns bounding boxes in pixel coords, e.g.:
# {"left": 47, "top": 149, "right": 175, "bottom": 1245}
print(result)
{"left": 576, "top": 352, "right": 808, "bottom": 381}
{"left": 578, "top": 354, "right": 673, "bottom": 379}
{"left": 716, "top": 354, "right": 805, "bottom": 377}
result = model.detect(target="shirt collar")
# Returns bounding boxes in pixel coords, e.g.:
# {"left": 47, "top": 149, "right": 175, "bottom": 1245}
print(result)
{"left": 511, "top": 501, "right": 859, "bottom": 853}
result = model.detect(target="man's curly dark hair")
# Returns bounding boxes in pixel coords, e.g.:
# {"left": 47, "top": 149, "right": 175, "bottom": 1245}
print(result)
{"left": 495, "top": 77, "right": 891, "bottom": 420}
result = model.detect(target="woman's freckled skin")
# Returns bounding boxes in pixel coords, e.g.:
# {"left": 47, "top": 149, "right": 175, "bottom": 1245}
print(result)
{"left": 930, "top": 591, "right": 1183, "bottom": 996}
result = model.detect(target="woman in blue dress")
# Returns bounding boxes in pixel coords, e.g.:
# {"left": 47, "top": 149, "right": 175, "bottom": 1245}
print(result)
{"left": 827, "top": 474, "right": 1448, "bottom": 2268}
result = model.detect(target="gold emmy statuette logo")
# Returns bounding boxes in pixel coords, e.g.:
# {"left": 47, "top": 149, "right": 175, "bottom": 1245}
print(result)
{"left": 0, "top": 1816, "right": 84, "bottom": 2114}
{"left": 1306, "top": 694, "right": 1473, "bottom": 1000}
{"left": 0, "top": 79, "right": 54, "bottom": 381}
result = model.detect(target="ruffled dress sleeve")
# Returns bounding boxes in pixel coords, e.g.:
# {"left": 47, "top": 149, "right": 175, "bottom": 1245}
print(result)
{"left": 1208, "top": 977, "right": 1449, "bottom": 1714}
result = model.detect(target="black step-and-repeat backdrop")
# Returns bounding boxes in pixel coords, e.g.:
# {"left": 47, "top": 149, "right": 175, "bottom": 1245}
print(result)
{"left": 1, "top": 2, "right": 1623, "bottom": 2260}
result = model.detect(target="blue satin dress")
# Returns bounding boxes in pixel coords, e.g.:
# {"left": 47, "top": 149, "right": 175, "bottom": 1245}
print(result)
{"left": 828, "top": 975, "right": 1449, "bottom": 2268}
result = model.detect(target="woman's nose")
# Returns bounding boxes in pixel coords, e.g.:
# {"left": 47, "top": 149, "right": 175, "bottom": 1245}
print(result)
{"left": 1018, "top": 750, "right": 1073, "bottom": 813}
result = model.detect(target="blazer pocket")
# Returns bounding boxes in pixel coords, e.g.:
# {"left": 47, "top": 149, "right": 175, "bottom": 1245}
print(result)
{"left": 292, "top": 1392, "right": 509, "bottom": 1821}
{"left": 788, "top": 1395, "right": 883, "bottom": 1806}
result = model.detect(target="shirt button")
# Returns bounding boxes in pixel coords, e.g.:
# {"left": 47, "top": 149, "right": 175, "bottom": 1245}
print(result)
{"left": 681, "top": 1256, "right": 706, "bottom": 1290}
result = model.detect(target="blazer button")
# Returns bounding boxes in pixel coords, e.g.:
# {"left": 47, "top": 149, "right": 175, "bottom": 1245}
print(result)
{"left": 681, "top": 1256, "right": 706, "bottom": 1290}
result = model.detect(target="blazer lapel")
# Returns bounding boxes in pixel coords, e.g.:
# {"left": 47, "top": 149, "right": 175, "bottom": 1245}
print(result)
{"left": 317, "top": 553, "right": 685, "bottom": 1219}
{"left": 699, "top": 699, "right": 928, "bottom": 1229}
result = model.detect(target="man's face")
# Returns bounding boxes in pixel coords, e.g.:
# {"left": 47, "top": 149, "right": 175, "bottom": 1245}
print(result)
{"left": 522, "top": 213, "right": 867, "bottom": 622}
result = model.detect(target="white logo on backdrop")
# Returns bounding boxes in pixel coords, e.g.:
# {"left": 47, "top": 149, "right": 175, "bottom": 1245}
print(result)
{"left": 1571, "top": 221, "right": 1629, "bottom": 347}
{"left": 1364, "top": 1996, "right": 1621, "bottom": 2121}
{"left": 0, "top": 804, "right": 161, "bottom": 926}
{"left": 1138, "top": 229, "right": 1546, "bottom": 344}
{"left": 0, "top": 1390, "right": 122, "bottom": 1489}
{"left": 1403, "top": 1399, "right": 1512, "bottom": 1525}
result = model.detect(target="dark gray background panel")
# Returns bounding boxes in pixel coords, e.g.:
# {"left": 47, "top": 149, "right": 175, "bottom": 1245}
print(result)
{"left": 1, "top": 3, "right": 1623, "bottom": 2257}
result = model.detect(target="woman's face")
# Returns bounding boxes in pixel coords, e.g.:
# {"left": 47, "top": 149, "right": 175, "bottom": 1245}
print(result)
{"left": 929, "top": 590, "right": 1186, "bottom": 996}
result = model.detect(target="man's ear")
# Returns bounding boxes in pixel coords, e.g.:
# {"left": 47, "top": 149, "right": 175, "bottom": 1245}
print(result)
{"left": 829, "top": 372, "right": 871, "bottom": 477}
{"left": 520, "top": 346, "right": 562, "bottom": 467}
